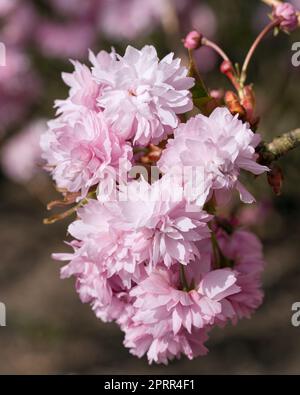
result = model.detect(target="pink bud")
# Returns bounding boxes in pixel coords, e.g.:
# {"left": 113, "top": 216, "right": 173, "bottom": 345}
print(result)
{"left": 220, "top": 60, "right": 234, "bottom": 75}
{"left": 209, "top": 89, "right": 224, "bottom": 100}
{"left": 183, "top": 30, "right": 202, "bottom": 50}
{"left": 273, "top": 2, "right": 298, "bottom": 32}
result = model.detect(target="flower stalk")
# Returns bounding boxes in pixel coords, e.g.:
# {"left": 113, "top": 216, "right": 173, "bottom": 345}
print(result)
{"left": 201, "top": 37, "right": 230, "bottom": 62}
{"left": 241, "top": 20, "right": 280, "bottom": 85}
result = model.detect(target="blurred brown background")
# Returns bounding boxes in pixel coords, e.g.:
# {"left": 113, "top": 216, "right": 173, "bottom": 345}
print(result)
{"left": 0, "top": 0, "right": 300, "bottom": 374}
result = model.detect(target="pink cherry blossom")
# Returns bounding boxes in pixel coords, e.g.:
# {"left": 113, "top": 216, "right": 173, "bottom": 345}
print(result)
{"left": 91, "top": 45, "right": 194, "bottom": 145}
{"left": 64, "top": 199, "right": 149, "bottom": 289}
{"left": 55, "top": 241, "right": 130, "bottom": 323}
{"left": 115, "top": 178, "right": 212, "bottom": 268}
{"left": 40, "top": 111, "right": 132, "bottom": 197}
{"left": 123, "top": 322, "right": 209, "bottom": 365}
{"left": 130, "top": 266, "right": 240, "bottom": 334}
{"left": 121, "top": 262, "right": 240, "bottom": 364}
{"left": 158, "top": 107, "right": 269, "bottom": 206}
{"left": 189, "top": 3, "right": 217, "bottom": 38}
{"left": 0, "top": 49, "right": 41, "bottom": 135}
{"left": 49, "top": 0, "right": 100, "bottom": 17}
{"left": 0, "top": 1, "right": 36, "bottom": 46}
{"left": 1, "top": 119, "right": 46, "bottom": 183}
{"left": 237, "top": 200, "right": 272, "bottom": 227}
{"left": 98, "top": 0, "right": 160, "bottom": 40}
{"left": 36, "top": 21, "right": 95, "bottom": 59}
{"left": 55, "top": 50, "right": 114, "bottom": 122}
{"left": 216, "top": 228, "right": 266, "bottom": 321}
{"left": 53, "top": 178, "right": 211, "bottom": 287}
{"left": 38, "top": 10, "right": 275, "bottom": 364}
{"left": 54, "top": 46, "right": 193, "bottom": 145}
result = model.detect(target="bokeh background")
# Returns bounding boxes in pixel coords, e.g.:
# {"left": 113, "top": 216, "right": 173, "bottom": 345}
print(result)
{"left": 0, "top": 0, "right": 300, "bottom": 374}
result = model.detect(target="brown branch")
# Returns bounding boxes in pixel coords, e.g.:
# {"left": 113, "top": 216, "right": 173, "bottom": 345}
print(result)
{"left": 259, "top": 128, "right": 300, "bottom": 163}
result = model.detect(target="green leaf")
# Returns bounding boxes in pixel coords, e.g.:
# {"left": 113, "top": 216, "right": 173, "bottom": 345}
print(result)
{"left": 191, "top": 86, "right": 211, "bottom": 109}
{"left": 187, "top": 49, "right": 211, "bottom": 112}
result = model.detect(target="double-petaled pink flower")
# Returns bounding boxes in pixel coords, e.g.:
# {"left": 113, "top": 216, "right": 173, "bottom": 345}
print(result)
{"left": 158, "top": 107, "right": 269, "bottom": 206}
{"left": 41, "top": 111, "right": 132, "bottom": 197}
{"left": 51, "top": 45, "right": 194, "bottom": 146}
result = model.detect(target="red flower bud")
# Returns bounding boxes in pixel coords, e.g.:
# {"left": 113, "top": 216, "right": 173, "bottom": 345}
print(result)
{"left": 220, "top": 60, "right": 234, "bottom": 75}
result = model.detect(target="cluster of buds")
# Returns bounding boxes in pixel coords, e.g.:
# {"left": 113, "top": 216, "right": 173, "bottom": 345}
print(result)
{"left": 220, "top": 61, "right": 258, "bottom": 128}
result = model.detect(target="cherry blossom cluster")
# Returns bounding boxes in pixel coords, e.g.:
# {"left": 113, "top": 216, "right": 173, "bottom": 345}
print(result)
{"left": 0, "top": 0, "right": 217, "bottom": 182}
{"left": 41, "top": 43, "right": 271, "bottom": 364}
{"left": 9, "top": 0, "right": 297, "bottom": 187}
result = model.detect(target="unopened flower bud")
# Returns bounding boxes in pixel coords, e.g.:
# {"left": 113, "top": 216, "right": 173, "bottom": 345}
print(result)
{"left": 183, "top": 30, "right": 203, "bottom": 50}
{"left": 273, "top": 2, "right": 298, "bottom": 32}
{"left": 220, "top": 61, "right": 241, "bottom": 92}
{"left": 220, "top": 60, "right": 234, "bottom": 75}
{"left": 209, "top": 89, "right": 224, "bottom": 100}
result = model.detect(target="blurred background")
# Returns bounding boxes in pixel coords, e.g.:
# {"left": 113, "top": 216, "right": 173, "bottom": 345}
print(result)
{"left": 0, "top": 0, "right": 300, "bottom": 374}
